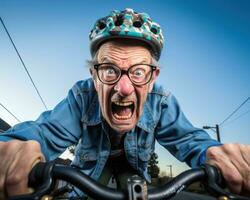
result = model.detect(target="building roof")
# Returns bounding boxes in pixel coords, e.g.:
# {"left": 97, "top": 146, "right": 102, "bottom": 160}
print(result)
{"left": 0, "top": 118, "right": 11, "bottom": 132}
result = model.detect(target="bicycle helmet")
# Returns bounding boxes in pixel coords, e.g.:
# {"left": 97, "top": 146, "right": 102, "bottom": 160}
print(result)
{"left": 89, "top": 8, "right": 164, "bottom": 60}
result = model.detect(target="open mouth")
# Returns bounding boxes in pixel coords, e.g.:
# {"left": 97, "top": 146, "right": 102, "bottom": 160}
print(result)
{"left": 111, "top": 101, "right": 135, "bottom": 120}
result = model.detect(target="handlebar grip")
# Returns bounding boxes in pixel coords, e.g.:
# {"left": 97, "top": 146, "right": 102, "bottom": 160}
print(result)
{"left": 203, "top": 164, "right": 225, "bottom": 186}
{"left": 203, "top": 165, "right": 250, "bottom": 200}
{"left": 8, "top": 162, "right": 55, "bottom": 200}
{"left": 28, "top": 162, "right": 47, "bottom": 188}
{"left": 28, "top": 161, "right": 55, "bottom": 198}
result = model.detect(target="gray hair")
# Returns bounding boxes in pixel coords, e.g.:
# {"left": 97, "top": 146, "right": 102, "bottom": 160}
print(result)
{"left": 86, "top": 49, "right": 99, "bottom": 69}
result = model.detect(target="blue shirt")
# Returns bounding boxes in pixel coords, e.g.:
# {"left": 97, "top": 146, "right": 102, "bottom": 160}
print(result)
{"left": 0, "top": 78, "right": 220, "bottom": 192}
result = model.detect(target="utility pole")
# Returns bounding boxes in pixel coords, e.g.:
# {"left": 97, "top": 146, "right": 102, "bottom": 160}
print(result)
{"left": 166, "top": 165, "right": 173, "bottom": 178}
{"left": 203, "top": 124, "right": 221, "bottom": 142}
{"left": 215, "top": 124, "right": 221, "bottom": 142}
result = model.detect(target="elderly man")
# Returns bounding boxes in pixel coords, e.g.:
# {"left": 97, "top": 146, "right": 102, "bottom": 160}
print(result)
{"left": 0, "top": 8, "right": 249, "bottom": 199}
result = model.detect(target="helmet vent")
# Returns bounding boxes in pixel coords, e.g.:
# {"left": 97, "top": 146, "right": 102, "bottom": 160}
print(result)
{"left": 150, "top": 27, "right": 158, "bottom": 34}
{"left": 90, "top": 9, "right": 164, "bottom": 60}
{"left": 115, "top": 15, "right": 123, "bottom": 26}
{"left": 98, "top": 21, "right": 106, "bottom": 30}
{"left": 133, "top": 21, "right": 142, "bottom": 28}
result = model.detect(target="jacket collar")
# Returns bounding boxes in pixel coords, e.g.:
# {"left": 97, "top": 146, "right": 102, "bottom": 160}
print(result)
{"left": 137, "top": 101, "right": 156, "bottom": 134}
{"left": 81, "top": 92, "right": 102, "bottom": 126}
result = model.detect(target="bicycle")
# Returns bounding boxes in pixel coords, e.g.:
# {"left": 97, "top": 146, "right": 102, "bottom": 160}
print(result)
{"left": 7, "top": 161, "right": 250, "bottom": 200}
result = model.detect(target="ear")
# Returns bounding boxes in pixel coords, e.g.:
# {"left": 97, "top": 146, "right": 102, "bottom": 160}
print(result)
{"left": 89, "top": 68, "right": 98, "bottom": 91}
{"left": 89, "top": 67, "right": 93, "bottom": 75}
{"left": 148, "top": 67, "right": 160, "bottom": 92}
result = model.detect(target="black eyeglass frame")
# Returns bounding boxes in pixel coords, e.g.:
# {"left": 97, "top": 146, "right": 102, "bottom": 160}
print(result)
{"left": 93, "top": 63, "right": 157, "bottom": 86}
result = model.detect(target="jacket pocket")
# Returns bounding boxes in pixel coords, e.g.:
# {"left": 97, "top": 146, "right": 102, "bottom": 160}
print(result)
{"left": 80, "top": 151, "right": 98, "bottom": 162}
{"left": 74, "top": 145, "right": 98, "bottom": 169}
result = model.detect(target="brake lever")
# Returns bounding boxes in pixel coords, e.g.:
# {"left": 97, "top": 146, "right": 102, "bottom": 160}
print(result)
{"left": 203, "top": 164, "right": 250, "bottom": 200}
{"left": 8, "top": 161, "right": 55, "bottom": 200}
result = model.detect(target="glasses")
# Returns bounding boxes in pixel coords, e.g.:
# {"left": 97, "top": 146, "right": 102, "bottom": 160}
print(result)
{"left": 93, "top": 63, "right": 157, "bottom": 85}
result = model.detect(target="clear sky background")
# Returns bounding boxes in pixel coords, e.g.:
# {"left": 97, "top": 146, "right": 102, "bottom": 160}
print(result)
{"left": 0, "top": 0, "right": 249, "bottom": 176}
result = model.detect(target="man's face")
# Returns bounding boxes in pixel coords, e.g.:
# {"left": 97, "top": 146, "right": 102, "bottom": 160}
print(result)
{"left": 91, "top": 41, "right": 159, "bottom": 133}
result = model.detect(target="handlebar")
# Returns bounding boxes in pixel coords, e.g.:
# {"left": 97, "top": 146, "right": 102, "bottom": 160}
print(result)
{"left": 8, "top": 162, "right": 250, "bottom": 200}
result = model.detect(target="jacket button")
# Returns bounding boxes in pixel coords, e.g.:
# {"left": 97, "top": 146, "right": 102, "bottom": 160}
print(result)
{"left": 80, "top": 154, "right": 89, "bottom": 161}
{"left": 84, "top": 154, "right": 89, "bottom": 160}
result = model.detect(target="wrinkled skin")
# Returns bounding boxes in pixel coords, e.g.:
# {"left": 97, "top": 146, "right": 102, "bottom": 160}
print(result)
{"left": 0, "top": 140, "right": 45, "bottom": 199}
{"left": 206, "top": 144, "right": 250, "bottom": 196}
{"left": 91, "top": 40, "right": 160, "bottom": 133}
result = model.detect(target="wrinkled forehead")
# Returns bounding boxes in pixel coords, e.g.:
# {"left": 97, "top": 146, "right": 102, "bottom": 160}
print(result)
{"left": 97, "top": 39, "right": 153, "bottom": 64}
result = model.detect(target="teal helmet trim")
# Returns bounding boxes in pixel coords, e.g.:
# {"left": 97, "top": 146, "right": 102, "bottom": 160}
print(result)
{"left": 89, "top": 8, "right": 164, "bottom": 60}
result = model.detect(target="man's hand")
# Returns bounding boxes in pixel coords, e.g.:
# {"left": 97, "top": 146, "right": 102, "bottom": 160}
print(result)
{"left": 206, "top": 143, "right": 250, "bottom": 196}
{"left": 0, "top": 140, "right": 45, "bottom": 199}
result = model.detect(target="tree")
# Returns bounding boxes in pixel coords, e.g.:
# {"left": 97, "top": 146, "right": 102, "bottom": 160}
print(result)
{"left": 148, "top": 152, "right": 160, "bottom": 178}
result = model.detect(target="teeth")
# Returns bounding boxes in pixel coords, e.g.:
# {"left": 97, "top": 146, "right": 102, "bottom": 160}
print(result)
{"left": 112, "top": 101, "right": 134, "bottom": 120}
{"left": 113, "top": 101, "right": 133, "bottom": 106}
{"left": 114, "top": 113, "right": 132, "bottom": 120}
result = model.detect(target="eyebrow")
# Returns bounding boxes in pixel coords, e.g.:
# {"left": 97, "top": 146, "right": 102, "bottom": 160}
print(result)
{"left": 99, "top": 57, "right": 150, "bottom": 65}
{"left": 100, "top": 57, "right": 112, "bottom": 63}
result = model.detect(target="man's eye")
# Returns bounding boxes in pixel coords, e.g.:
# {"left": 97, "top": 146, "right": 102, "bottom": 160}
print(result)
{"left": 105, "top": 68, "right": 116, "bottom": 75}
{"left": 134, "top": 69, "right": 144, "bottom": 77}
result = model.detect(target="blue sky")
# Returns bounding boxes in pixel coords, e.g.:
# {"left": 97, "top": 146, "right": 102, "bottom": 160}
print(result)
{"left": 0, "top": 0, "right": 249, "bottom": 176}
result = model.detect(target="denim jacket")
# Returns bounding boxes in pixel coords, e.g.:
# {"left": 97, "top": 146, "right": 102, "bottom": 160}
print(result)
{"left": 0, "top": 78, "right": 220, "bottom": 194}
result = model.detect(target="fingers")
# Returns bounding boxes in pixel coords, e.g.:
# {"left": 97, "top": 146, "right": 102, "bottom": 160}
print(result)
{"left": 239, "top": 144, "right": 250, "bottom": 196}
{"left": 206, "top": 144, "right": 250, "bottom": 195}
{"left": 0, "top": 140, "right": 45, "bottom": 199}
{"left": 6, "top": 142, "right": 44, "bottom": 195}
{"left": 206, "top": 145, "right": 242, "bottom": 193}
{"left": 0, "top": 141, "right": 23, "bottom": 199}
{"left": 208, "top": 157, "right": 243, "bottom": 193}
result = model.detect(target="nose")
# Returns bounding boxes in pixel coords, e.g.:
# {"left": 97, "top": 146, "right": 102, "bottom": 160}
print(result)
{"left": 114, "top": 75, "right": 134, "bottom": 97}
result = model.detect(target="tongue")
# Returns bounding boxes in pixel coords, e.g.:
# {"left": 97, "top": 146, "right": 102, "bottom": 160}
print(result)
{"left": 113, "top": 105, "right": 132, "bottom": 116}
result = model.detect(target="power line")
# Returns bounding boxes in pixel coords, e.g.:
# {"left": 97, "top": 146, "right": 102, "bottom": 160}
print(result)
{"left": 0, "top": 17, "right": 48, "bottom": 110}
{"left": 220, "top": 97, "right": 250, "bottom": 126}
{"left": 0, "top": 102, "right": 21, "bottom": 122}
{"left": 223, "top": 109, "right": 250, "bottom": 126}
